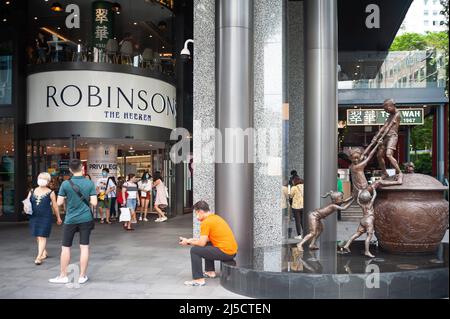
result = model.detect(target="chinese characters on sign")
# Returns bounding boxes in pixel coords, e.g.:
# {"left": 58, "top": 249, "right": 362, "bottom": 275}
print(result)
{"left": 92, "top": 1, "right": 113, "bottom": 49}
{"left": 346, "top": 108, "right": 424, "bottom": 126}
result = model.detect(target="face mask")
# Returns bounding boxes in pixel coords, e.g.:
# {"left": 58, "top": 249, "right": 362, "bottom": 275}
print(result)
{"left": 102, "top": 173, "right": 108, "bottom": 177}
{"left": 37, "top": 179, "right": 48, "bottom": 187}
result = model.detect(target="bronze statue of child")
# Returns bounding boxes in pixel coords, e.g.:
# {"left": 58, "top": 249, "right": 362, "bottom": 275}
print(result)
{"left": 297, "top": 191, "right": 353, "bottom": 251}
{"left": 370, "top": 98, "right": 403, "bottom": 184}
{"left": 343, "top": 188, "right": 377, "bottom": 258}
{"left": 350, "top": 139, "right": 383, "bottom": 198}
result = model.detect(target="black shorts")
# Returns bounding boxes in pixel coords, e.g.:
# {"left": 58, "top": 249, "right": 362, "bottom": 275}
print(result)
{"left": 62, "top": 221, "right": 95, "bottom": 247}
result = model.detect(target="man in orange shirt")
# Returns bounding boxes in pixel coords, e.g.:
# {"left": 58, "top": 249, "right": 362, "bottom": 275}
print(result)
{"left": 179, "top": 200, "right": 238, "bottom": 286}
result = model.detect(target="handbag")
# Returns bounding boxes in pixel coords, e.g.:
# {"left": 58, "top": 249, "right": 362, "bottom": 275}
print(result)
{"left": 22, "top": 189, "right": 34, "bottom": 215}
{"left": 119, "top": 207, "right": 131, "bottom": 222}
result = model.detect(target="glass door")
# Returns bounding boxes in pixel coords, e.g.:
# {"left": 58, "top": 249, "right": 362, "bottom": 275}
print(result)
{"left": 28, "top": 137, "right": 77, "bottom": 189}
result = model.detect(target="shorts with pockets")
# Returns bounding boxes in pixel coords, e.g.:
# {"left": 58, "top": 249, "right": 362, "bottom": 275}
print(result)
{"left": 62, "top": 221, "right": 95, "bottom": 247}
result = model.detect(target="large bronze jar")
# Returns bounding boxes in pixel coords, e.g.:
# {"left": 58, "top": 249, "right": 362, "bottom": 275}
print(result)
{"left": 374, "top": 173, "right": 449, "bottom": 254}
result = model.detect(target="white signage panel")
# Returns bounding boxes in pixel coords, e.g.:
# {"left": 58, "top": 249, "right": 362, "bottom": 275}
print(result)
{"left": 27, "top": 70, "right": 176, "bottom": 130}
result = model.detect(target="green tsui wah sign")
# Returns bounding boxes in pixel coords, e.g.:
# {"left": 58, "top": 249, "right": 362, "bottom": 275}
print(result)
{"left": 346, "top": 108, "right": 424, "bottom": 126}
{"left": 92, "top": 1, "right": 114, "bottom": 49}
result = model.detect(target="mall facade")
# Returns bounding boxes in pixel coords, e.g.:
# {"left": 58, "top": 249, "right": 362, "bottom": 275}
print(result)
{"left": 0, "top": 0, "right": 193, "bottom": 221}
{"left": 1, "top": 0, "right": 449, "bottom": 267}
{"left": 0, "top": 0, "right": 449, "bottom": 298}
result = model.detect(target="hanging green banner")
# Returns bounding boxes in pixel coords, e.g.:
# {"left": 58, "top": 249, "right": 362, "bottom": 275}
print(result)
{"left": 346, "top": 108, "right": 424, "bottom": 126}
{"left": 92, "top": 1, "right": 114, "bottom": 49}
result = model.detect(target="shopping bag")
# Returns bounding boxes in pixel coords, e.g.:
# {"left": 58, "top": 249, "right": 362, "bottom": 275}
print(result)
{"left": 22, "top": 198, "right": 33, "bottom": 215}
{"left": 119, "top": 207, "right": 131, "bottom": 222}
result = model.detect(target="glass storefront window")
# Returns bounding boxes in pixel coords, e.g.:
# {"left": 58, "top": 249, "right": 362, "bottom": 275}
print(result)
{"left": 0, "top": 118, "right": 15, "bottom": 216}
{"left": 0, "top": 40, "right": 13, "bottom": 105}
{"left": 26, "top": 0, "right": 175, "bottom": 77}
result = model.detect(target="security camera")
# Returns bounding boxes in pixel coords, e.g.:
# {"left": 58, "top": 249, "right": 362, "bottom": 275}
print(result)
{"left": 180, "top": 39, "right": 193, "bottom": 60}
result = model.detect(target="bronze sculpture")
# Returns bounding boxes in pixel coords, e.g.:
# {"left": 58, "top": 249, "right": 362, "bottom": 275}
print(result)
{"left": 349, "top": 139, "right": 383, "bottom": 198}
{"left": 373, "top": 173, "right": 449, "bottom": 253}
{"left": 343, "top": 189, "right": 377, "bottom": 257}
{"left": 369, "top": 98, "right": 403, "bottom": 184}
{"left": 297, "top": 191, "right": 353, "bottom": 251}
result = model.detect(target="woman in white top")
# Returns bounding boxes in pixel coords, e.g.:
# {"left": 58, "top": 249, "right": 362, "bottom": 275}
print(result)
{"left": 137, "top": 172, "right": 153, "bottom": 222}
{"left": 122, "top": 174, "right": 139, "bottom": 230}
{"left": 152, "top": 171, "right": 168, "bottom": 222}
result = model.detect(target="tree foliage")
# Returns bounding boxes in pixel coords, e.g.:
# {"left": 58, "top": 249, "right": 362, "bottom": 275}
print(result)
{"left": 410, "top": 116, "right": 433, "bottom": 158}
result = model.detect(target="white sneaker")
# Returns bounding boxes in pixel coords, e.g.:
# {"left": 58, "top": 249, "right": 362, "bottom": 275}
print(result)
{"left": 78, "top": 276, "right": 88, "bottom": 284}
{"left": 160, "top": 216, "right": 168, "bottom": 222}
{"left": 131, "top": 219, "right": 137, "bottom": 224}
{"left": 143, "top": 218, "right": 149, "bottom": 222}
{"left": 139, "top": 216, "right": 143, "bottom": 221}
{"left": 294, "top": 235, "right": 303, "bottom": 240}
{"left": 155, "top": 218, "right": 162, "bottom": 222}
{"left": 49, "top": 276, "right": 69, "bottom": 284}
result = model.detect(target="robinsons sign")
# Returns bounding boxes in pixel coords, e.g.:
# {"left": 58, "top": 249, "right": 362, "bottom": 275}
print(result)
{"left": 27, "top": 70, "right": 176, "bottom": 130}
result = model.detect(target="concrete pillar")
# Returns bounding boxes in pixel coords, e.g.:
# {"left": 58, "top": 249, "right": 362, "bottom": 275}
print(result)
{"left": 216, "top": 0, "right": 254, "bottom": 253}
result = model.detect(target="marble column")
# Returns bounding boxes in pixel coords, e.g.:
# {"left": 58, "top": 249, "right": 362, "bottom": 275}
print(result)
{"left": 288, "top": 1, "right": 305, "bottom": 179}
{"left": 192, "top": 0, "right": 216, "bottom": 236}
{"left": 253, "top": 0, "right": 285, "bottom": 248}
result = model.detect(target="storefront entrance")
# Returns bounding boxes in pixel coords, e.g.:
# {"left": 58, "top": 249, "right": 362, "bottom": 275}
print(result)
{"left": 27, "top": 137, "right": 178, "bottom": 217}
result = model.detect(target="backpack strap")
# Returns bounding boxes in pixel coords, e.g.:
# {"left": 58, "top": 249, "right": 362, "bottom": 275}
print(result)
{"left": 68, "top": 179, "right": 91, "bottom": 209}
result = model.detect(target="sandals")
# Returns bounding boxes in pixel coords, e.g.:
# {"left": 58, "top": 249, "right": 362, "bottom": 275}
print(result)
{"left": 184, "top": 280, "right": 206, "bottom": 286}
{"left": 203, "top": 272, "right": 217, "bottom": 278}
{"left": 34, "top": 258, "right": 43, "bottom": 265}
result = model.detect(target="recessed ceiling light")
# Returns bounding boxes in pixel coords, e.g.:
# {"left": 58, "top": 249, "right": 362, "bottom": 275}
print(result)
{"left": 57, "top": 26, "right": 61, "bottom": 29}
{"left": 2, "top": 19, "right": 7, "bottom": 22}
{"left": 51, "top": 2, "right": 63, "bottom": 12}
{"left": 133, "top": 22, "right": 137, "bottom": 25}
{"left": 6, "top": 1, "right": 10, "bottom": 5}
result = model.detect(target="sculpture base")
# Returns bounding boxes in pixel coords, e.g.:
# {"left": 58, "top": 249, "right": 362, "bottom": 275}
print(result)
{"left": 220, "top": 242, "right": 449, "bottom": 299}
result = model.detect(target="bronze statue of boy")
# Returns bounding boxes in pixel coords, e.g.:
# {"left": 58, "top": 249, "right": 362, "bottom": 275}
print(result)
{"left": 370, "top": 98, "right": 403, "bottom": 184}
{"left": 343, "top": 188, "right": 377, "bottom": 258}
{"left": 297, "top": 191, "right": 353, "bottom": 251}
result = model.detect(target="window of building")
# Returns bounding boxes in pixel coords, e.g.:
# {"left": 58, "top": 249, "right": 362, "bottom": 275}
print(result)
{"left": 433, "top": 20, "right": 438, "bottom": 25}
{"left": 0, "top": 118, "right": 15, "bottom": 216}
{"left": 424, "top": 0, "right": 429, "bottom": 5}
{"left": 440, "top": 20, "right": 445, "bottom": 25}
{"left": 424, "top": 20, "right": 429, "bottom": 26}
{"left": 433, "top": 10, "right": 438, "bottom": 16}
{"left": 0, "top": 40, "right": 13, "bottom": 105}
{"left": 26, "top": 0, "right": 176, "bottom": 77}
{"left": 433, "top": 0, "right": 438, "bottom": 5}
{"left": 424, "top": 10, "right": 429, "bottom": 15}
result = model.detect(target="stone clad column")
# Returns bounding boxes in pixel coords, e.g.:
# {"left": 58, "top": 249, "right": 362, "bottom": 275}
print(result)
{"left": 216, "top": 0, "right": 254, "bottom": 253}
{"left": 193, "top": 0, "right": 216, "bottom": 237}
{"left": 304, "top": 0, "right": 338, "bottom": 261}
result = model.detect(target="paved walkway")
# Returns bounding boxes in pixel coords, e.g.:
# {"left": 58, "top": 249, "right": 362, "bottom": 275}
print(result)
{"left": 0, "top": 214, "right": 245, "bottom": 299}
{"left": 1, "top": 214, "right": 447, "bottom": 299}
